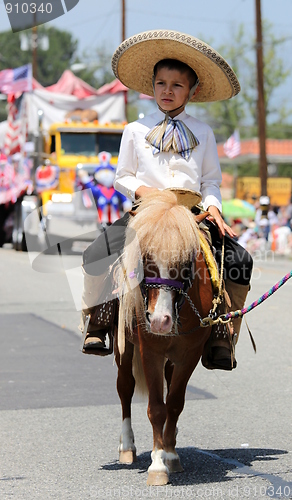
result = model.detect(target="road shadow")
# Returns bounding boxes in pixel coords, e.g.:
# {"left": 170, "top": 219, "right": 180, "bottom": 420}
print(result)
{"left": 100, "top": 447, "right": 290, "bottom": 485}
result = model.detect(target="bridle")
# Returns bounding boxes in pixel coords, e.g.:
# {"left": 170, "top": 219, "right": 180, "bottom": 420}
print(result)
{"left": 125, "top": 210, "right": 217, "bottom": 335}
{"left": 138, "top": 256, "right": 203, "bottom": 335}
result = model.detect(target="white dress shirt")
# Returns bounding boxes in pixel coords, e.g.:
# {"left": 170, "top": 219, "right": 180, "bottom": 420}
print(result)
{"left": 114, "top": 109, "right": 222, "bottom": 211}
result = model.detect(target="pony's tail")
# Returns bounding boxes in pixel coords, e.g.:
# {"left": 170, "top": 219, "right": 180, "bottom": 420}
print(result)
{"left": 133, "top": 345, "right": 148, "bottom": 396}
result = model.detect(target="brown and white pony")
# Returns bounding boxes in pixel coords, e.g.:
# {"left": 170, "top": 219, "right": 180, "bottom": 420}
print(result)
{"left": 114, "top": 190, "right": 213, "bottom": 486}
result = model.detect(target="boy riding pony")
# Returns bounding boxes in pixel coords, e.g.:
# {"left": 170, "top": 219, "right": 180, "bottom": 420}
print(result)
{"left": 80, "top": 30, "right": 253, "bottom": 371}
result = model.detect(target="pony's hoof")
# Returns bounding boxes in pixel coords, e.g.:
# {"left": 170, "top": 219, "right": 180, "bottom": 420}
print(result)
{"left": 119, "top": 450, "right": 137, "bottom": 464}
{"left": 147, "top": 471, "right": 169, "bottom": 486}
{"left": 165, "top": 457, "right": 184, "bottom": 473}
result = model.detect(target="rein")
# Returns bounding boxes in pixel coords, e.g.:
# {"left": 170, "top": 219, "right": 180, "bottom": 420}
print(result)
{"left": 138, "top": 243, "right": 292, "bottom": 334}
{"left": 204, "top": 268, "right": 292, "bottom": 327}
{"left": 127, "top": 205, "right": 292, "bottom": 334}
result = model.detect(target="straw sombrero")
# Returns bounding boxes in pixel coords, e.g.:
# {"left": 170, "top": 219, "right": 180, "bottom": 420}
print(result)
{"left": 165, "top": 188, "right": 202, "bottom": 209}
{"left": 112, "top": 30, "right": 240, "bottom": 103}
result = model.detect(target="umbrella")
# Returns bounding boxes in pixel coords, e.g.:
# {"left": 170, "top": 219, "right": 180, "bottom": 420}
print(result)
{"left": 222, "top": 199, "right": 256, "bottom": 219}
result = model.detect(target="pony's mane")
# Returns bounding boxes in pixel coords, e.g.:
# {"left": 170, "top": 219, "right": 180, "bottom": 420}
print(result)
{"left": 116, "top": 190, "right": 201, "bottom": 356}
{"left": 127, "top": 190, "right": 200, "bottom": 264}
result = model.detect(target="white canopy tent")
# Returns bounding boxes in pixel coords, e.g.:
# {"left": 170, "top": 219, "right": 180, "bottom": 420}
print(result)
{"left": 0, "top": 70, "right": 127, "bottom": 149}
{"left": 24, "top": 90, "right": 126, "bottom": 137}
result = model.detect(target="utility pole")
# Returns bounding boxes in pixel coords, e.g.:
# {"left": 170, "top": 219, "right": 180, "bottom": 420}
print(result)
{"left": 20, "top": 20, "right": 49, "bottom": 79}
{"left": 255, "top": 0, "right": 268, "bottom": 196}
{"left": 32, "top": 25, "right": 38, "bottom": 80}
{"left": 122, "top": 0, "right": 126, "bottom": 42}
{"left": 31, "top": 10, "right": 38, "bottom": 80}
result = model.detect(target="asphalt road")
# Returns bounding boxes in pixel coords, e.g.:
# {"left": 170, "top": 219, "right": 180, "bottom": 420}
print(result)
{"left": 0, "top": 245, "right": 292, "bottom": 499}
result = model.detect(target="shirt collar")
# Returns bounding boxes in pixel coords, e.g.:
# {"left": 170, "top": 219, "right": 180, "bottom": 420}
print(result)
{"left": 155, "top": 108, "right": 188, "bottom": 122}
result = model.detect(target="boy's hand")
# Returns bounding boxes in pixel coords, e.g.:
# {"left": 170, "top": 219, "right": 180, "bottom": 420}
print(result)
{"left": 135, "top": 186, "right": 159, "bottom": 199}
{"left": 207, "top": 205, "right": 237, "bottom": 238}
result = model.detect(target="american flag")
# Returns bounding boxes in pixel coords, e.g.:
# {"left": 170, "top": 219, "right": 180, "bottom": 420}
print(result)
{"left": 0, "top": 64, "right": 32, "bottom": 94}
{"left": 223, "top": 130, "right": 241, "bottom": 159}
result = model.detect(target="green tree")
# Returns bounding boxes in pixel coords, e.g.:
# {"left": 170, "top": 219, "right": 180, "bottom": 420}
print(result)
{"left": 241, "top": 21, "right": 290, "bottom": 128}
{"left": 35, "top": 26, "right": 78, "bottom": 86}
{"left": 194, "top": 22, "right": 291, "bottom": 142}
{"left": 73, "top": 45, "right": 116, "bottom": 89}
{"left": 0, "top": 26, "right": 78, "bottom": 87}
{"left": 194, "top": 25, "right": 248, "bottom": 141}
{"left": 0, "top": 26, "right": 78, "bottom": 121}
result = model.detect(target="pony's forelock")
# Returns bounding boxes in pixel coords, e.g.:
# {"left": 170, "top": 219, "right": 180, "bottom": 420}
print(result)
{"left": 127, "top": 190, "right": 200, "bottom": 263}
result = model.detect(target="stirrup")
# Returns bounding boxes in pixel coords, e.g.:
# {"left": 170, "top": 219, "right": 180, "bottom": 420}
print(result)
{"left": 207, "top": 346, "right": 237, "bottom": 371}
{"left": 201, "top": 321, "right": 237, "bottom": 371}
{"left": 80, "top": 315, "right": 114, "bottom": 356}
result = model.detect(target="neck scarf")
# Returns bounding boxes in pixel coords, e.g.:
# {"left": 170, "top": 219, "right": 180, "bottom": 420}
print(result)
{"left": 145, "top": 115, "right": 199, "bottom": 160}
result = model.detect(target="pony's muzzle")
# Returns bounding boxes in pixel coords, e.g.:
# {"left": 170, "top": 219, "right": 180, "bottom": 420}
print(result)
{"left": 146, "top": 311, "right": 173, "bottom": 334}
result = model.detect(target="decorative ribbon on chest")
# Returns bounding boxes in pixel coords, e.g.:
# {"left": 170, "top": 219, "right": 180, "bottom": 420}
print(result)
{"left": 145, "top": 116, "right": 200, "bottom": 160}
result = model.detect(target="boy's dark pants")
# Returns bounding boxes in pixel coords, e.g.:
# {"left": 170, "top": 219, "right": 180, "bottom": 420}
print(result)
{"left": 83, "top": 213, "right": 131, "bottom": 276}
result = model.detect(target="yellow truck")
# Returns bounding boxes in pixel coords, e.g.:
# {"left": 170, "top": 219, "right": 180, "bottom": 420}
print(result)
{"left": 14, "top": 115, "right": 126, "bottom": 251}
{"left": 41, "top": 118, "right": 125, "bottom": 203}
{"left": 236, "top": 177, "right": 292, "bottom": 206}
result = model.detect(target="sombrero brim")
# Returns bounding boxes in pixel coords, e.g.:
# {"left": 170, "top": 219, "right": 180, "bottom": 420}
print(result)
{"left": 112, "top": 30, "right": 240, "bottom": 103}
{"left": 165, "top": 188, "right": 202, "bottom": 209}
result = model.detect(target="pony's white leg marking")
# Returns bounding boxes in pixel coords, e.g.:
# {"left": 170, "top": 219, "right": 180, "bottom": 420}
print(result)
{"left": 161, "top": 426, "right": 183, "bottom": 473}
{"left": 149, "top": 262, "right": 173, "bottom": 334}
{"left": 148, "top": 449, "right": 168, "bottom": 473}
{"left": 118, "top": 418, "right": 137, "bottom": 464}
{"left": 147, "top": 449, "right": 169, "bottom": 486}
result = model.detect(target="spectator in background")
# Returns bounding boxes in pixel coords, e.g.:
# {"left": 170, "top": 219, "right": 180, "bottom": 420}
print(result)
{"left": 286, "top": 196, "right": 292, "bottom": 230}
{"left": 255, "top": 196, "right": 278, "bottom": 241}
